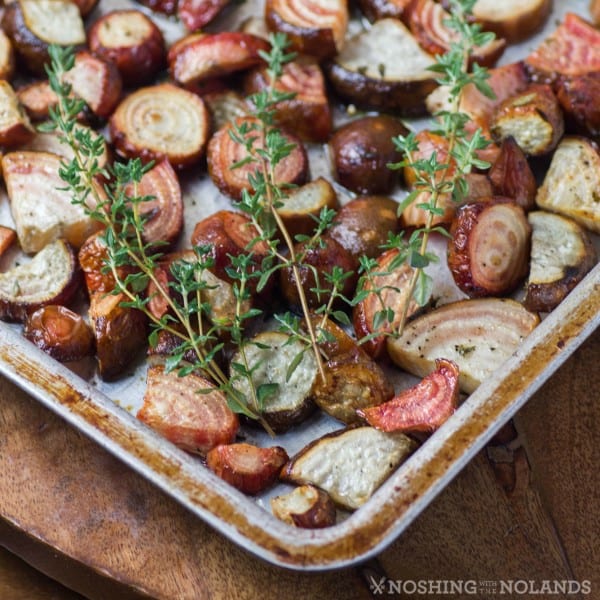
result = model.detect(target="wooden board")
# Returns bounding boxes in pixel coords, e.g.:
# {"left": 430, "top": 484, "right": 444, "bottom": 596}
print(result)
{"left": 0, "top": 334, "right": 597, "bottom": 598}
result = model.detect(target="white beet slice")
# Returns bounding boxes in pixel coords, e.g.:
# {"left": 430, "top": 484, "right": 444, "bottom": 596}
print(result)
{"left": 2, "top": 151, "right": 102, "bottom": 254}
{"left": 0, "top": 239, "right": 80, "bottom": 322}
{"left": 0, "top": 80, "right": 33, "bottom": 147}
{"left": 20, "top": 0, "right": 86, "bottom": 46}
{"left": 282, "top": 426, "right": 416, "bottom": 510}
{"left": 387, "top": 298, "right": 540, "bottom": 394}
{"left": 525, "top": 211, "right": 597, "bottom": 312}
{"left": 230, "top": 331, "right": 318, "bottom": 432}
{"left": 536, "top": 136, "right": 600, "bottom": 234}
{"left": 327, "top": 18, "right": 437, "bottom": 115}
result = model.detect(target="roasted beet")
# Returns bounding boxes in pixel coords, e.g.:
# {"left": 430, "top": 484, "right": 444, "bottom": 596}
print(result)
{"left": 244, "top": 57, "right": 332, "bottom": 143}
{"left": 0, "top": 240, "right": 81, "bottom": 322}
{"left": 279, "top": 237, "right": 357, "bottom": 309}
{"left": 89, "top": 9, "right": 166, "bottom": 86}
{"left": 24, "top": 305, "right": 94, "bottom": 362}
{"left": 353, "top": 249, "right": 421, "bottom": 359}
{"left": 525, "top": 211, "right": 597, "bottom": 312}
{"left": 327, "top": 19, "right": 437, "bottom": 115}
{"left": 178, "top": 0, "right": 232, "bottom": 30}
{"left": 490, "top": 84, "right": 564, "bottom": 156}
{"left": 207, "top": 443, "right": 289, "bottom": 494}
{"left": 525, "top": 13, "right": 600, "bottom": 83}
{"left": 1, "top": 0, "right": 86, "bottom": 75}
{"left": 359, "top": 358, "right": 460, "bottom": 433}
{"left": 191, "top": 210, "right": 271, "bottom": 294}
{"left": 555, "top": 74, "right": 600, "bottom": 139}
{"left": 470, "top": 0, "right": 551, "bottom": 43}
{"left": 110, "top": 83, "right": 210, "bottom": 169}
{"left": 169, "top": 32, "right": 269, "bottom": 86}
{"left": 265, "top": 0, "right": 348, "bottom": 60}
{"left": 271, "top": 485, "right": 336, "bottom": 528}
{"left": 329, "top": 196, "right": 399, "bottom": 261}
{"left": 207, "top": 117, "right": 308, "bottom": 200}
{"left": 488, "top": 137, "right": 537, "bottom": 211}
{"left": 138, "top": 365, "right": 239, "bottom": 454}
{"left": 329, "top": 115, "right": 408, "bottom": 195}
{"left": 278, "top": 178, "right": 339, "bottom": 239}
{"left": 409, "top": 0, "right": 505, "bottom": 67}
{"left": 448, "top": 199, "right": 531, "bottom": 297}
{"left": 0, "top": 81, "right": 33, "bottom": 147}
{"left": 125, "top": 159, "right": 183, "bottom": 249}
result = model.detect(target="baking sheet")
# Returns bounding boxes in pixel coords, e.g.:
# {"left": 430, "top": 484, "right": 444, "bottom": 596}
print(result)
{"left": 0, "top": 0, "right": 597, "bottom": 569}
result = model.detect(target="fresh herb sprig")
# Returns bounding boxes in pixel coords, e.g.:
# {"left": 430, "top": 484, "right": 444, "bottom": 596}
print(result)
{"left": 229, "top": 32, "right": 347, "bottom": 380}
{"left": 359, "top": 0, "right": 495, "bottom": 338}
{"left": 43, "top": 44, "right": 274, "bottom": 431}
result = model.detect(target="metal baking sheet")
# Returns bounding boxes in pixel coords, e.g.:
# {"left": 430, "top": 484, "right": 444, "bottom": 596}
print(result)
{"left": 0, "top": 0, "right": 597, "bottom": 569}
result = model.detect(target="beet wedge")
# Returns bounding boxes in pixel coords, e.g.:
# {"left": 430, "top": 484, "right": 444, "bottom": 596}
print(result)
{"left": 1, "top": 0, "right": 86, "bottom": 76}
{"left": 524, "top": 211, "right": 597, "bottom": 313}
{"left": 387, "top": 298, "right": 540, "bottom": 394}
{"left": 24, "top": 305, "right": 94, "bottom": 363}
{"left": 169, "top": 32, "right": 269, "bottom": 86}
{"left": 0, "top": 240, "right": 81, "bottom": 322}
{"left": 271, "top": 485, "right": 336, "bottom": 528}
{"left": 125, "top": 159, "right": 183, "bottom": 250}
{"left": 471, "top": 0, "right": 551, "bottom": 44}
{"left": 178, "top": 0, "right": 232, "bottom": 31}
{"left": 110, "top": 83, "right": 210, "bottom": 169}
{"left": 488, "top": 137, "right": 537, "bottom": 212}
{"left": 525, "top": 13, "right": 600, "bottom": 83}
{"left": 89, "top": 292, "right": 148, "bottom": 381}
{"left": 206, "top": 443, "right": 289, "bottom": 495}
{"left": 358, "top": 358, "right": 460, "bottom": 433}
{"left": 353, "top": 249, "right": 421, "bottom": 360}
{"left": 244, "top": 57, "right": 331, "bottom": 143}
{"left": 328, "top": 19, "right": 437, "bottom": 115}
{"left": 17, "top": 80, "right": 58, "bottom": 122}
{"left": 0, "top": 81, "right": 33, "bottom": 147}
{"left": 64, "top": 51, "right": 122, "bottom": 119}
{"left": 88, "top": 9, "right": 166, "bottom": 85}
{"left": 490, "top": 84, "right": 564, "bottom": 157}
{"left": 265, "top": 0, "right": 348, "bottom": 60}
{"left": 190, "top": 209, "right": 271, "bottom": 295}
{"left": 410, "top": 0, "right": 505, "bottom": 68}
{"left": 2, "top": 151, "right": 102, "bottom": 254}
{"left": 138, "top": 365, "right": 239, "bottom": 455}
{"left": 281, "top": 426, "right": 416, "bottom": 510}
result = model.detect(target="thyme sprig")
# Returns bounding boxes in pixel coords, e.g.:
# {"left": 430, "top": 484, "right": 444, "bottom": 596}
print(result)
{"left": 230, "top": 32, "right": 344, "bottom": 380}
{"left": 359, "top": 0, "right": 495, "bottom": 338}
{"left": 43, "top": 44, "right": 274, "bottom": 432}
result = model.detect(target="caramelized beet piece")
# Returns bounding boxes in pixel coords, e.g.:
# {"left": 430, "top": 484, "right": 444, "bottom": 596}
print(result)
{"left": 206, "top": 443, "right": 288, "bottom": 494}
{"left": 138, "top": 365, "right": 239, "bottom": 455}
{"left": 359, "top": 358, "right": 460, "bottom": 432}
{"left": 448, "top": 199, "right": 531, "bottom": 297}
{"left": 24, "top": 305, "right": 94, "bottom": 362}
{"left": 525, "top": 13, "right": 600, "bottom": 83}
{"left": 488, "top": 137, "right": 537, "bottom": 211}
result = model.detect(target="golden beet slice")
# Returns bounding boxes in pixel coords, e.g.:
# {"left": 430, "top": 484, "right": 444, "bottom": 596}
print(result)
{"left": 138, "top": 365, "right": 239, "bottom": 455}
{"left": 110, "top": 83, "right": 210, "bottom": 170}
{"left": 207, "top": 116, "right": 308, "bottom": 200}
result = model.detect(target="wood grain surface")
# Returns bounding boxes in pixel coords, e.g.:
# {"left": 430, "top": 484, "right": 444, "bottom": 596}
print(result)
{"left": 0, "top": 332, "right": 598, "bottom": 599}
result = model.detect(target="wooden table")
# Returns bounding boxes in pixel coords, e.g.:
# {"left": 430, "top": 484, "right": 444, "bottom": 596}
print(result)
{"left": 0, "top": 332, "right": 598, "bottom": 599}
